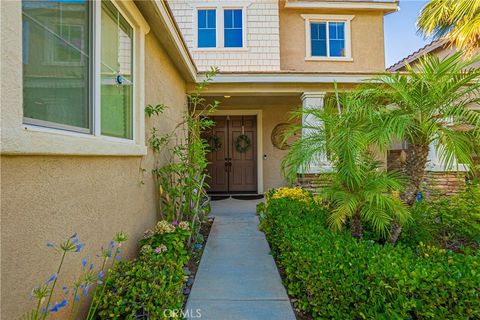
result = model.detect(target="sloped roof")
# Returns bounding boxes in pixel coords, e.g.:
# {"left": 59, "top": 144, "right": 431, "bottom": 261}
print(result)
{"left": 387, "top": 39, "right": 447, "bottom": 72}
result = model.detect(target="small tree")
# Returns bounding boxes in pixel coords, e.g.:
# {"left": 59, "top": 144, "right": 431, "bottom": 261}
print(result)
{"left": 282, "top": 92, "right": 409, "bottom": 239}
{"left": 367, "top": 53, "right": 480, "bottom": 243}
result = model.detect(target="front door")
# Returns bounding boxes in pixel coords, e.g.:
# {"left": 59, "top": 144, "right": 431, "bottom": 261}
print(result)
{"left": 205, "top": 115, "right": 257, "bottom": 194}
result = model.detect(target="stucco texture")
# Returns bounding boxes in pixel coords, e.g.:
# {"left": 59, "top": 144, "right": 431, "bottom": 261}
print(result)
{"left": 279, "top": 5, "right": 386, "bottom": 72}
{"left": 0, "top": 31, "right": 187, "bottom": 319}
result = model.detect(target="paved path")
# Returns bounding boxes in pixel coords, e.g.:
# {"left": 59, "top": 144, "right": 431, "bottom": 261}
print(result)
{"left": 186, "top": 198, "right": 296, "bottom": 320}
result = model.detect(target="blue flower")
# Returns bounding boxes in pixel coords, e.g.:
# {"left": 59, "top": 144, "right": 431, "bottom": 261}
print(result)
{"left": 110, "top": 240, "right": 115, "bottom": 249}
{"left": 416, "top": 192, "right": 423, "bottom": 201}
{"left": 49, "top": 299, "right": 67, "bottom": 312}
{"left": 89, "top": 263, "right": 94, "bottom": 270}
{"left": 75, "top": 293, "right": 79, "bottom": 302}
{"left": 116, "top": 255, "right": 121, "bottom": 261}
{"left": 75, "top": 243, "right": 85, "bottom": 252}
{"left": 72, "top": 237, "right": 79, "bottom": 245}
{"left": 82, "top": 259, "right": 87, "bottom": 267}
{"left": 46, "top": 242, "right": 55, "bottom": 248}
{"left": 97, "top": 271, "right": 104, "bottom": 279}
{"left": 46, "top": 274, "right": 57, "bottom": 284}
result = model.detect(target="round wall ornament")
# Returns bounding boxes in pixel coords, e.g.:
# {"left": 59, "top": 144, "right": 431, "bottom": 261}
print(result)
{"left": 235, "top": 134, "right": 251, "bottom": 153}
{"left": 271, "top": 123, "right": 294, "bottom": 150}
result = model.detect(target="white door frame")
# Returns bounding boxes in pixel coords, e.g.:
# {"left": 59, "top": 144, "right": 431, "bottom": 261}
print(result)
{"left": 210, "top": 109, "right": 263, "bottom": 194}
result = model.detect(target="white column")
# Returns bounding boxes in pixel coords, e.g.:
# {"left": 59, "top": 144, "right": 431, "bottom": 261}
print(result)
{"left": 300, "top": 92, "right": 332, "bottom": 173}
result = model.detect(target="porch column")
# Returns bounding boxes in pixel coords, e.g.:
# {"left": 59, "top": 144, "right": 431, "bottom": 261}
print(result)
{"left": 300, "top": 92, "right": 332, "bottom": 173}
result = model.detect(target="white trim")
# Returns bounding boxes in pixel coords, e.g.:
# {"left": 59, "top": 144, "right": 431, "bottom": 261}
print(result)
{"left": 197, "top": 72, "right": 374, "bottom": 83}
{"left": 192, "top": 1, "right": 250, "bottom": 50}
{"left": 208, "top": 109, "right": 264, "bottom": 194}
{"left": 302, "top": 14, "right": 354, "bottom": 61}
{"left": 285, "top": 0, "right": 398, "bottom": 11}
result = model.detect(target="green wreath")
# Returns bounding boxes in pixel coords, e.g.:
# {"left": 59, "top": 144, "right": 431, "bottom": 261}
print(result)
{"left": 235, "top": 134, "right": 251, "bottom": 153}
{"left": 205, "top": 134, "right": 222, "bottom": 152}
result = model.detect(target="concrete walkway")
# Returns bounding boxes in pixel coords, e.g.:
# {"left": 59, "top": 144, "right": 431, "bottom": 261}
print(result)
{"left": 186, "top": 198, "right": 296, "bottom": 320}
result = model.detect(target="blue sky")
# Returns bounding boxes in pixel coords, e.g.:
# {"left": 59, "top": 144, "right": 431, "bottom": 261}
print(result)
{"left": 384, "top": 0, "right": 432, "bottom": 68}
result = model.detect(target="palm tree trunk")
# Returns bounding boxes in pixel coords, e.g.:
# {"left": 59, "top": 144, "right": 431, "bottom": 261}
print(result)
{"left": 388, "top": 143, "right": 430, "bottom": 244}
{"left": 350, "top": 211, "right": 363, "bottom": 238}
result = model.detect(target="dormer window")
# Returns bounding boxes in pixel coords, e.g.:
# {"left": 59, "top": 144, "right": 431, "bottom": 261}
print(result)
{"left": 302, "top": 14, "right": 354, "bottom": 61}
{"left": 195, "top": 5, "right": 247, "bottom": 50}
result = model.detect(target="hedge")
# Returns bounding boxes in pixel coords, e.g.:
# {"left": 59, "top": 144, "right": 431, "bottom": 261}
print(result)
{"left": 259, "top": 196, "right": 480, "bottom": 319}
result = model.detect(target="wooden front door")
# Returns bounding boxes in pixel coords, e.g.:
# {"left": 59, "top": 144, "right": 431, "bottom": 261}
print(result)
{"left": 205, "top": 115, "right": 257, "bottom": 194}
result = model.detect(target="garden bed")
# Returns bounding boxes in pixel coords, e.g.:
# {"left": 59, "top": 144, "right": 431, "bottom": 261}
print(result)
{"left": 182, "top": 217, "right": 214, "bottom": 302}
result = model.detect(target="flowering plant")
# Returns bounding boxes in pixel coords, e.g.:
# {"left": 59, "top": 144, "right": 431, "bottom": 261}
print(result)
{"left": 271, "top": 187, "right": 311, "bottom": 202}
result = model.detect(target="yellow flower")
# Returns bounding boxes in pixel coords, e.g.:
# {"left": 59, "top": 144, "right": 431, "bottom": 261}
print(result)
{"left": 271, "top": 187, "right": 310, "bottom": 202}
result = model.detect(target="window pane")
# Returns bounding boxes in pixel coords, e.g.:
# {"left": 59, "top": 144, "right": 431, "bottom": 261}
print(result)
{"left": 328, "top": 22, "right": 345, "bottom": 57}
{"left": 310, "top": 23, "right": 326, "bottom": 56}
{"left": 101, "top": 1, "right": 133, "bottom": 139}
{"left": 198, "top": 9, "right": 216, "bottom": 48}
{"left": 224, "top": 9, "right": 242, "bottom": 48}
{"left": 22, "top": 0, "right": 90, "bottom": 130}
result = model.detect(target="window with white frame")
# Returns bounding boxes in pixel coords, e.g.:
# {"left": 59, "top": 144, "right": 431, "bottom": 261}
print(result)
{"left": 195, "top": 6, "right": 245, "bottom": 49}
{"left": 22, "top": 0, "right": 135, "bottom": 140}
{"left": 302, "top": 14, "right": 353, "bottom": 60}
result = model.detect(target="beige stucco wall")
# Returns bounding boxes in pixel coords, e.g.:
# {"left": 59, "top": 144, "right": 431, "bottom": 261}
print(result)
{"left": 212, "top": 95, "right": 301, "bottom": 191}
{"left": 279, "top": 5, "right": 386, "bottom": 72}
{"left": 1, "top": 24, "right": 187, "bottom": 320}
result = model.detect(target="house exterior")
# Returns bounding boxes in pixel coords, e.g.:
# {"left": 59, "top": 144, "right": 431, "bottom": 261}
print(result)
{"left": 1, "top": 0, "right": 397, "bottom": 317}
{"left": 387, "top": 40, "right": 479, "bottom": 195}
{"left": 169, "top": 0, "right": 397, "bottom": 193}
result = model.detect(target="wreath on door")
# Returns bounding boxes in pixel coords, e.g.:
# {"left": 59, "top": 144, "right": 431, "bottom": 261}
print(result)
{"left": 235, "top": 134, "right": 251, "bottom": 153}
{"left": 205, "top": 134, "right": 222, "bottom": 152}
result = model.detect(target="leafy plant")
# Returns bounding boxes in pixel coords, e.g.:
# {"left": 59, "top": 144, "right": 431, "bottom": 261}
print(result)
{"left": 147, "top": 67, "right": 219, "bottom": 247}
{"left": 365, "top": 52, "right": 480, "bottom": 243}
{"left": 417, "top": 0, "right": 480, "bottom": 54}
{"left": 97, "top": 221, "right": 191, "bottom": 319}
{"left": 282, "top": 91, "right": 409, "bottom": 239}
{"left": 260, "top": 195, "right": 480, "bottom": 319}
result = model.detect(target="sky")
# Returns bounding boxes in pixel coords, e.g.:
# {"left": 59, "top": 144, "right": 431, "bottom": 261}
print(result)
{"left": 384, "top": 0, "right": 432, "bottom": 68}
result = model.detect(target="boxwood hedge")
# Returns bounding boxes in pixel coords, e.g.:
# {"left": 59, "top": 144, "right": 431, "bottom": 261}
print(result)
{"left": 259, "top": 197, "right": 480, "bottom": 319}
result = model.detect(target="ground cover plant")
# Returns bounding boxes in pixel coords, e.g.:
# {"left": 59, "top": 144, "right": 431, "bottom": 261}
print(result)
{"left": 259, "top": 190, "right": 480, "bottom": 319}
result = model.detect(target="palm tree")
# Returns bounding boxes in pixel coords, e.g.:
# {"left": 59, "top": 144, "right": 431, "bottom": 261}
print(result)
{"left": 368, "top": 52, "right": 480, "bottom": 243}
{"left": 417, "top": 0, "right": 480, "bottom": 54}
{"left": 282, "top": 93, "right": 409, "bottom": 238}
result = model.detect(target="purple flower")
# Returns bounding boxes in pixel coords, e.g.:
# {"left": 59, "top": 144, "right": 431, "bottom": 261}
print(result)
{"left": 49, "top": 299, "right": 67, "bottom": 312}
{"left": 75, "top": 243, "right": 85, "bottom": 252}
{"left": 172, "top": 220, "right": 178, "bottom": 226}
{"left": 110, "top": 240, "right": 115, "bottom": 249}
{"left": 97, "top": 271, "right": 104, "bottom": 279}
{"left": 46, "top": 274, "right": 57, "bottom": 284}
{"left": 116, "top": 255, "right": 121, "bottom": 261}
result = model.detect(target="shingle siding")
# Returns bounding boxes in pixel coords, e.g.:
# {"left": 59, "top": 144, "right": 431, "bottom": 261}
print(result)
{"left": 169, "top": 0, "right": 281, "bottom": 72}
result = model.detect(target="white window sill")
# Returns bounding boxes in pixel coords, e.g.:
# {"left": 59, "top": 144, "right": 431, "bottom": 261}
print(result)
{"left": 305, "top": 56, "right": 353, "bottom": 62}
{"left": 192, "top": 47, "right": 249, "bottom": 53}
{"left": 1, "top": 125, "right": 147, "bottom": 156}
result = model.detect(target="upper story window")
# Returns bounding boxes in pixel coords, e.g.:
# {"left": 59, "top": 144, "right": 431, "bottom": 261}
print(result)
{"left": 195, "top": 6, "right": 245, "bottom": 50}
{"left": 22, "top": 0, "right": 135, "bottom": 140}
{"left": 198, "top": 9, "right": 216, "bottom": 48}
{"left": 224, "top": 9, "right": 242, "bottom": 48}
{"left": 302, "top": 14, "right": 354, "bottom": 61}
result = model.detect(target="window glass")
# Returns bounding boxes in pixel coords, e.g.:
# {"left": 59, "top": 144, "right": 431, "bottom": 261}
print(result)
{"left": 224, "top": 9, "right": 242, "bottom": 47}
{"left": 100, "top": 1, "right": 133, "bottom": 139}
{"left": 198, "top": 9, "right": 216, "bottom": 48}
{"left": 311, "top": 22, "right": 327, "bottom": 57}
{"left": 22, "top": 0, "right": 90, "bottom": 130}
{"left": 329, "top": 22, "right": 345, "bottom": 57}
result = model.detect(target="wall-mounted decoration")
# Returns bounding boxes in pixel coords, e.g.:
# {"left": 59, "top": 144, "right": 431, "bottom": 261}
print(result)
{"left": 235, "top": 134, "right": 251, "bottom": 153}
{"left": 271, "top": 123, "right": 295, "bottom": 150}
{"left": 205, "top": 134, "right": 222, "bottom": 153}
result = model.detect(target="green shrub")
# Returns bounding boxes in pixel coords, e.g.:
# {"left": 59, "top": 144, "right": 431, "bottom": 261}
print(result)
{"left": 260, "top": 196, "right": 480, "bottom": 319}
{"left": 401, "top": 183, "right": 480, "bottom": 248}
{"left": 97, "top": 221, "right": 191, "bottom": 319}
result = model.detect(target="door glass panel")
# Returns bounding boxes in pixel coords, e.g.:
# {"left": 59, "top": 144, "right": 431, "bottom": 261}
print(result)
{"left": 22, "top": 0, "right": 90, "bottom": 130}
{"left": 100, "top": 1, "right": 133, "bottom": 139}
